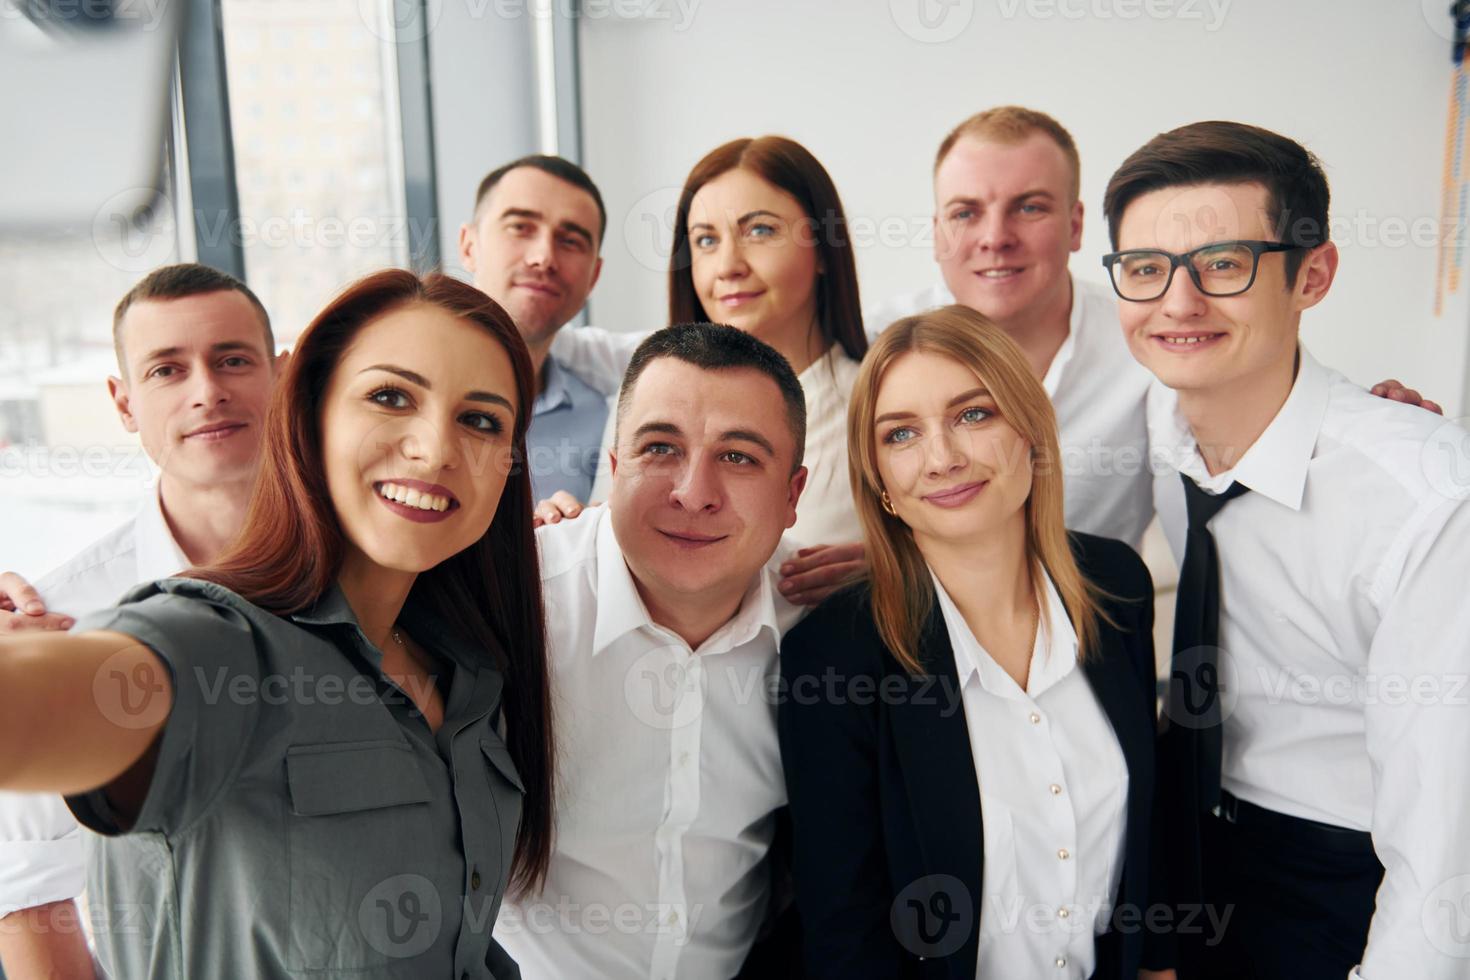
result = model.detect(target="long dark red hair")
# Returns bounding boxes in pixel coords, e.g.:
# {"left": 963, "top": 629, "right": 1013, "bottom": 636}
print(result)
{"left": 186, "top": 269, "right": 553, "bottom": 894}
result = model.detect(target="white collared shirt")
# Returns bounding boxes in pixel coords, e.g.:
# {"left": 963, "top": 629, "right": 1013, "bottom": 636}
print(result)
{"left": 550, "top": 328, "right": 863, "bottom": 546}
{"left": 1147, "top": 347, "right": 1470, "bottom": 978}
{"left": 495, "top": 505, "right": 805, "bottom": 979}
{"left": 0, "top": 488, "right": 187, "bottom": 915}
{"left": 869, "top": 276, "right": 1155, "bottom": 547}
{"left": 931, "top": 569, "right": 1129, "bottom": 979}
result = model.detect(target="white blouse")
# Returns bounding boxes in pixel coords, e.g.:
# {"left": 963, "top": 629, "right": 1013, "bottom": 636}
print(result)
{"left": 550, "top": 326, "right": 862, "bottom": 547}
{"left": 930, "top": 569, "right": 1129, "bottom": 979}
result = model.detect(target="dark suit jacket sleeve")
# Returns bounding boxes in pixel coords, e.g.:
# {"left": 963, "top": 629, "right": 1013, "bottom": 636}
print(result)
{"left": 778, "top": 592, "right": 906, "bottom": 980}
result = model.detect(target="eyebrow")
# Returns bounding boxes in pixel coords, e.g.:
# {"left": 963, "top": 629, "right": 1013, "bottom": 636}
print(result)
{"left": 874, "top": 387, "right": 991, "bottom": 425}
{"left": 942, "top": 191, "right": 1056, "bottom": 209}
{"left": 358, "top": 364, "right": 515, "bottom": 412}
{"left": 688, "top": 209, "right": 783, "bottom": 232}
{"left": 499, "top": 207, "right": 595, "bottom": 248}
{"left": 631, "top": 420, "right": 777, "bottom": 458}
{"left": 139, "top": 340, "right": 260, "bottom": 365}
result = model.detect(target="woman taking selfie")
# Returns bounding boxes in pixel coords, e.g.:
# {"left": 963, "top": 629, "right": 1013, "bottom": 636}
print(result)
{"left": 777, "top": 306, "right": 1170, "bottom": 979}
{"left": 547, "top": 135, "right": 866, "bottom": 554}
{"left": 0, "top": 270, "right": 552, "bottom": 979}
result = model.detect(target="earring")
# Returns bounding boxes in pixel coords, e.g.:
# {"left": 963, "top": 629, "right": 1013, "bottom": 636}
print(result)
{"left": 880, "top": 490, "right": 897, "bottom": 516}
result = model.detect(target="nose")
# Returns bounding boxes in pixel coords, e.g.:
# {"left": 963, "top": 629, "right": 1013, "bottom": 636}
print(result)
{"left": 668, "top": 454, "right": 721, "bottom": 513}
{"left": 713, "top": 234, "right": 748, "bottom": 281}
{"left": 975, "top": 207, "right": 1017, "bottom": 254}
{"left": 923, "top": 424, "right": 967, "bottom": 479}
{"left": 524, "top": 226, "right": 557, "bottom": 271}
{"left": 1158, "top": 260, "right": 1209, "bottom": 321}
{"left": 189, "top": 365, "right": 231, "bottom": 410}
{"left": 399, "top": 415, "right": 463, "bottom": 474}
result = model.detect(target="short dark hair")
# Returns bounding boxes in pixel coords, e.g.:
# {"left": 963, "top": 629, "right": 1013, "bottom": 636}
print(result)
{"left": 1102, "top": 120, "right": 1330, "bottom": 286}
{"left": 472, "top": 155, "right": 607, "bottom": 250}
{"left": 616, "top": 322, "right": 807, "bottom": 472}
{"left": 112, "top": 263, "right": 275, "bottom": 377}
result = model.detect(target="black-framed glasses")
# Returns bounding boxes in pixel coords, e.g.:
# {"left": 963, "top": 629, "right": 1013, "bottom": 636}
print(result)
{"left": 1101, "top": 240, "right": 1305, "bottom": 302}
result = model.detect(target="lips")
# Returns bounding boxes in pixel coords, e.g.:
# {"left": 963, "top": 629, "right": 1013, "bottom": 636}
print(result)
{"left": 922, "top": 480, "right": 987, "bottom": 508}
{"left": 974, "top": 267, "right": 1024, "bottom": 280}
{"left": 717, "top": 290, "right": 765, "bottom": 307}
{"left": 183, "top": 421, "right": 248, "bottom": 441}
{"left": 514, "top": 280, "right": 561, "bottom": 298}
{"left": 657, "top": 528, "right": 729, "bottom": 549}
{"left": 1151, "top": 331, "right": 1227, "bottom": 351}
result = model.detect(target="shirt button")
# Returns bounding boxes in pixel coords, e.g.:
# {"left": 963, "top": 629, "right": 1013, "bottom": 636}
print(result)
{"left": 1057, "top": 848, "right": 1070, "bottom": 861}
{"left": 1029, "top": 712, "right": 1041, "bottom": 724}
{"left": 1055, "top": 955, "right": 1068, "bottom": 968}
{"left": 1049, "top": 783, "right": 1062, "bottom": 795}
{"left": 677, "top": 751, "right": 690, "bottom": 767}
{"left": 471, "top": 870, "right": 482, "bottom": 890}
{"left": 1057, "top": 907, "right": 1070, "bottom": 919}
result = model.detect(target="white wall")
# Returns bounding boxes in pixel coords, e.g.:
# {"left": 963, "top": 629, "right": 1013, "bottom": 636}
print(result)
{"left": 578, "top": 0, "right": 1470, "bottom": 416}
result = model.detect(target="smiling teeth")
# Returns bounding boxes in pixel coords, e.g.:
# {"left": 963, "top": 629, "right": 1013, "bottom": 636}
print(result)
{"left": 981, "top": 269, "right": 1020, "bottom": 277}
{"left": 1163, "top": 336, "right": 1212, "bottom": 345}
{"left": 377, "top": 482, "right": 451, "bottom": 512}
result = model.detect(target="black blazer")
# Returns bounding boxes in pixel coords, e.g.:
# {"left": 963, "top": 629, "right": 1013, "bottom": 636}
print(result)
{"left": 776, "top": 532, "right": 1164, "bottom": 980}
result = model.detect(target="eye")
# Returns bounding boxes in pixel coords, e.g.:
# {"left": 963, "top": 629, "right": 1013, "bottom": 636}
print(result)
{"left": 506, "top": 221, "right": 534, "bottom": 236}
{"left": 747, "top": 222, "right": 777, "bottom": 240}
{"left": 221, "top": 355, "right": 252, "bottom": 369}
{"left": 640, "top": 441, "right": 677, "bottom": 457}
{"left": 368, "top": 386, "right": 411, "bottom": 409}
{"left": 949, "top": 207, "right": 975, "bottom": 222}
{"left": 559, "top": 234, "right": 587, "bottom": 252}
{"left": 1018, "top": 202, "right": 1047, "bottom": 216}
{"left": 957, "top": 406, "right": 992, "bottom": 425}
{"left": 883, "top": 425, "right": 918, "bottom": 445}
{"left": 147, "top": 365, "right": 179, "bottom": 380}
{"left": 461, "top": 411, "right": 504, "bottom": 435}
{"left": 720, "top": 450, "right": 757, "bottom": 465}
{"left": 692, "top": 232, "right": 716, "bottom": 249}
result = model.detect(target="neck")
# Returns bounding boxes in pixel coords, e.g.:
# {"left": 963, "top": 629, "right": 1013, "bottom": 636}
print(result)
{"left": 527, "top": 340, "right": 553, "bottom": 396}
{"left": 993, "top": 274, "right": 1073, "bottom": 381}
{"left": 635, "top": 575, "right": 747, "bottom": 651}
{"left": 761, "top": 309, "right": 828, "bottom": 377}
{"left": 919, "top": 510, "right": 1033, "bottom": 638}
{"left": 1178, "top": 350, "right": 1299, "bottom": 476}
{"left": 336, "top": 550, "right": 417, "bottom": 654}
{"left": 157, "top": 471, "right": 255, "bottom": 567}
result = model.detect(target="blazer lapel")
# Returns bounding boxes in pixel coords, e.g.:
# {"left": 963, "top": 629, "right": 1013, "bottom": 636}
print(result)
{"left": 887, "top": 606, "right": 984, "bottom": 977}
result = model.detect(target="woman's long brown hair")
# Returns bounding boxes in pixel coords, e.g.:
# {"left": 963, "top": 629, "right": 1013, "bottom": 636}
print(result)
{"left": 185, "top": 269, "right": 554, "bottom": 895}
{"left": 669, "top": 135, "right": 867, "bottom": 362}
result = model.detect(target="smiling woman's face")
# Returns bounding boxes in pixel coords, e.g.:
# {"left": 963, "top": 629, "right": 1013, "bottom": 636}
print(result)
{"left": 319, "top": 302, "right": 520, "bottom": 575}
{"left": 872, "top": 350, "right": 1033, "bottom": 553}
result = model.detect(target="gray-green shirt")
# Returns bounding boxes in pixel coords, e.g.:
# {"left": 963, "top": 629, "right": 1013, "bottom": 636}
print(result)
{"left": 67, "top": 577, "right": 525, "bottom": 980}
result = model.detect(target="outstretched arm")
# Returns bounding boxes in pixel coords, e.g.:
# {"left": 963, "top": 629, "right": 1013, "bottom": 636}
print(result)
{"left": 0, "top": 630, "right": 171, "bottom": 798}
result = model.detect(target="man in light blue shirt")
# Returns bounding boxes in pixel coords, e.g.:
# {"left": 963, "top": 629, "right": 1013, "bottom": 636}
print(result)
{"left": 458, "top": 155, "right": 609, "bottom": 501}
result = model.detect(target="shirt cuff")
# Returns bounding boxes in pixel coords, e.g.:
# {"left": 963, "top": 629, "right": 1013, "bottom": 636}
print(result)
{"left": 0, "top": 835, "right": 86, "bottom": 916}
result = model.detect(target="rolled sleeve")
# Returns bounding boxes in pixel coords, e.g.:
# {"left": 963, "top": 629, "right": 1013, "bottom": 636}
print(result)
{"left": 64, "top": 579, "right": 264, "bottom": 839}
{"left": 0, "top": 793, "right": 84, "bottom": 915}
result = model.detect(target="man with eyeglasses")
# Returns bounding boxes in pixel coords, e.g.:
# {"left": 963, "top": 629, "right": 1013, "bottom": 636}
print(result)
{"left": 1105, "top": 120, "right": 1470, "bottom": 979}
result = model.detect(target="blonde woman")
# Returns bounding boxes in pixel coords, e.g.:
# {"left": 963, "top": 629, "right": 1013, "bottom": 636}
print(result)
{"left": 777, "top": 306, "right": 1172, "bottom": 979}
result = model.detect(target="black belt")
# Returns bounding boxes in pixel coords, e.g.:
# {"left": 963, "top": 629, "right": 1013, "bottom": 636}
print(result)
{"left": 1211, "top": 790, "right": 1376, "bottom": 856}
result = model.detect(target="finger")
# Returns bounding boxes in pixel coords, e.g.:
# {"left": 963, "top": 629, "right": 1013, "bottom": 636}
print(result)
{"left": 550, "top": 491, "right": 583, "bottom": 517}
{"left": 0, "top": 610, "right": 75, "bottom": 633}
{"left": 1423, "top": 399, "right": 1445, "bottom": 416}
{"left": 780, "top": 561, "right": 866, "bottom": 596}
{"left": 532, "top": 515, "right": 545, "bottom": 529}
{"left": 0, "top": 572, "right": 46, "bottom": 615}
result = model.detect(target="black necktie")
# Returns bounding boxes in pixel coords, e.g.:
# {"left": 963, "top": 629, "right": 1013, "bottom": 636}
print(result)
{"left": 1168, "top": 474, "right": 1249, "bottom": 812}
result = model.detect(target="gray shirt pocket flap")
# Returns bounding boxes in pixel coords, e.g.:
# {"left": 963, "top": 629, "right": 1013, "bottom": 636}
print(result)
{"left": 286, "top": 740, "right": 432, "bottom": 816}
{"left": 480, "top": 737, "right": 526, "bottom": 794}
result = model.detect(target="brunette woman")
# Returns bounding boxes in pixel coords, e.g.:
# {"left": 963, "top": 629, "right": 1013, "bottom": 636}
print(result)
{"left": 0, "top": 271, "right": 552, "bottom": 979}
{"left": 777, "top": 306, "right": 1171, "bottom": 979}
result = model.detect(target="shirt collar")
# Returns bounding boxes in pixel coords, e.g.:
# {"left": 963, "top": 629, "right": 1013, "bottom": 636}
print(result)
{"left": 1039, "top": 273, "right": 1083, "bottom": 399}
{"left": 590, "top": 506, "right": 784, "bottom": 657}
{"left": 137, "top": 485, "right": 190, "bottom": 582}
{"left": 931, "top": 566, "right": 1079, "bottom": 698}
{"left": 1151, "top": 346, "right": 1329, "bottom": 510}
{"left": 533, "top": 356, "right": 573, "bottom": 416}
{"left": 288, "top": 582, "right": 486, "bottom": 675}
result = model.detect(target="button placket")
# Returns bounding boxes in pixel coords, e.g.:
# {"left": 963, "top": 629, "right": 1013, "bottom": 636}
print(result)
{"left": 651, "top": 651, "right": 702, "bottom": 978}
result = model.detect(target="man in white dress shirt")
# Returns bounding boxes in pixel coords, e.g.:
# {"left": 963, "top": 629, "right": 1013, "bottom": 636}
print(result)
{"left": 0, "top": 263, "right": 282, "bottom": 978}
{"left": 1104, "top": 120, "right": 1470, "bottom": 978}
{"left": 868, "top": 106, "right": 1157, "bottom": 548}
{"left": 496, "top": 323, "right": 807, "bottom": 979}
